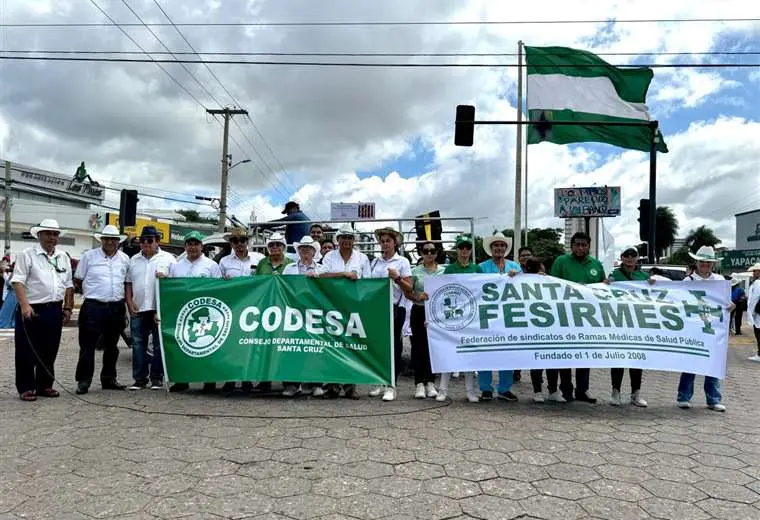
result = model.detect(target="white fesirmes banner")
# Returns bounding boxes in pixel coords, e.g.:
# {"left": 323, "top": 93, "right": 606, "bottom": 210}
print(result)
{"left": 425, "top": 275, "right": 730, "bottom": 378}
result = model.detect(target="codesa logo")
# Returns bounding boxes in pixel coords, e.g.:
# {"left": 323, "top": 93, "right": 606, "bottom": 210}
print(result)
{"left": 175, "top": 297, "right": 232, "bottom": 357}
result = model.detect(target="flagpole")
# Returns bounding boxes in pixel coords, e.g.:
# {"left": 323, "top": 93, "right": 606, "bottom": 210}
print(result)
{"left": 648, "top": 122, "right": 658, "bottom": 264}
{"left": 513, "top": 40, "right": 524, "bottom": 254}
{"left": 523, "top": 49, "right": 529, "bottom": 250}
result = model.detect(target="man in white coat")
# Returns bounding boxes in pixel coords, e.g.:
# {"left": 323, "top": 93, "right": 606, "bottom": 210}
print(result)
{"left": 746, "top": 263, "right": 760, "bottom": 362}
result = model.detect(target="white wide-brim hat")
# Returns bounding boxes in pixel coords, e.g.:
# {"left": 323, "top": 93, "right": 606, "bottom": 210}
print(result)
{"left": 483, "top": 232, "right": 513, "bottom": 256}
{"left": 266, "top": 232, "right": 287, "bottom": 248}
{"left": 335, "top": 225, "right": 356, "bottom": 239}
{"left": 30, "top": 218, "right": 66, "bottom": 238}
{"left": 689, "top": 245, "right": 720, "bottom": 262}
{"left": 746, "top": 263, "right": 760, "bottom": 272}
{"left": 93, "top": 224, "right": 127, "bottom": 243}
{"left": 294, "top": 235, "right": 319, "bottom": 255}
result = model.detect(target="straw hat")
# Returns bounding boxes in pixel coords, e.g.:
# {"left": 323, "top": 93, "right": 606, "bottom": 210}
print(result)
{"left": 746, "top": 263, "right": 760, "bottom": 272}
{"left": 689, "top": 246, "right": 720, "bottom": 262}
{"left": 30, "top": 219, "right": 66, "bottom": 238}
{"left": 224, "top": 227, "right": 249, "bottom": 241}
{"left": 482, "top": 232, "right": 513, "bottom": 256}
{"left": 374, "top": 227, "right": 402, "bottom": 244}
{"left": 93, "top": 224, "right": 127, "bottom": 243}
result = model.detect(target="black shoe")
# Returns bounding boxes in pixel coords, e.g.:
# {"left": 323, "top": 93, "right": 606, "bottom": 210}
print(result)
{"left": 169, "top": 383, "right": 189, "bottom": 393}
{"left": 241, "top": 381, "right": 254, "bottom": 393}
{"left": 76, "top": 383, "right": 89, "bottom": 395}
{"left": 201, "top": 383, "right": 217, "bottom": 394}
{"left": 325, "top": 387, "right": 341, "bottom": 399}
{"left": 480, "top": 390, "right": 494, "bottom": 401}
{"left": 496, "top": 391, "right": 518, "bottom": 402}
{"left": 222, "top": 382, "right": 236, "bottom": 392}
{"left": 102, "top": 381, "right": 126, "bottom": 390}
{"left": 575, "top": 392, "right": 597, "bottom": 404}
{"left": 253, "top": 381, "right": 272, "bottom": 393}
{"left": 563, "top": 393, "right": 575, "bottom": 402}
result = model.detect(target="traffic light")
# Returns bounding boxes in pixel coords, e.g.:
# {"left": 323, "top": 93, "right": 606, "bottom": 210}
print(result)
{"left": 454, "top": 105, "right": 475, "bottom": 147}
{"left": 415, "top": 211, "right": 443, "bottom": 248}
{"left": 119, "top": 189, "right": 139, "bottom": 229}
{"left": 638, "top": 198, "right": 650, "bottom": 242}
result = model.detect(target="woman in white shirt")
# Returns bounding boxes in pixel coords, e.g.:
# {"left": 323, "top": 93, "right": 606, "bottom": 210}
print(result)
{"left": 368, "top": 227, "right": 412, "bottom": 402}
{"left": 676, "top": 247, "right": 731, "bottom": 412}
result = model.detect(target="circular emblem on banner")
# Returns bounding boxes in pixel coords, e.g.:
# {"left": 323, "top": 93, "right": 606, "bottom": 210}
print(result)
{"left": 175, "top": 297, "right": 233, "bottom": 358}
{"left": 430, "top": 284, "right": 478, "bottom": 331}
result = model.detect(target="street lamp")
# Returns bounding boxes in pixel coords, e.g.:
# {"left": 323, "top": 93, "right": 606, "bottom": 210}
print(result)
{"left": 229, "top": 158, "right": 251, "bottom": 170}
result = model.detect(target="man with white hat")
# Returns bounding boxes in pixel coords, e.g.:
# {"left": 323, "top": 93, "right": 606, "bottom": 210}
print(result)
{"left": 74, "top": 224, "right": 130, "bottom": 394}
{"left": 676, "top": 246, "right": 731, "bottom": 411}
{"left": 218, "top": 227, "right": 264, "bottom": 393}
{"left": 746, "top": 262, "right": 760, "bottom": 362}
{"left": 321, "top": 225, "right": 371, "bottom": 398}
{"left": 255, "top": 232, "right": 293, "bottom": 276}
{"left": 11, "top": 219, "right": 74, "bottom": 401}
{"left": 125, "top": 226, "right": 176, "bottom": 391}
{"left": 478, "top": 231, "right": 521, "bottom": 402}
{"left": 282, "top": 235, "right": 327, "bottom": 397}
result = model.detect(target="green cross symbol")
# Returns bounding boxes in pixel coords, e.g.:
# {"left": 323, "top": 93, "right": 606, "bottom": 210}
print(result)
{"left": 682, "top": 290, "right": 724, "bottom": 335}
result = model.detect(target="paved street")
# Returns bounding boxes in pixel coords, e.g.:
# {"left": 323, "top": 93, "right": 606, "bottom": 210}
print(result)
{"left": 1, "top": 332, "right": 760, "bottom": 520}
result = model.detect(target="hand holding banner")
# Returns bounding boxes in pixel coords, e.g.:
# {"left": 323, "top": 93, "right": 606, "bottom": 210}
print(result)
{"left": 425, "top": 274, "right": 730, "bottom": 378}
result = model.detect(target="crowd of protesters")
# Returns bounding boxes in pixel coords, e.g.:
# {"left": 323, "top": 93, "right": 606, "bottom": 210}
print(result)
{"left": 8, "top": 201, "right": 756, "bottom": 411}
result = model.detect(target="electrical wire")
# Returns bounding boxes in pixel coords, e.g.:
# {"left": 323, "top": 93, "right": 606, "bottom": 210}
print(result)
{"left": 1, "top": 55, "right": 757, "bottom": 68}
{"left": 2, "top": 17, "right": 759, "bottom": 27}
{"left": 3, "top": 49, "right": 759, "bottom": 57}
{"left": 87, "top": 0, "right": 207, "bottom": 109}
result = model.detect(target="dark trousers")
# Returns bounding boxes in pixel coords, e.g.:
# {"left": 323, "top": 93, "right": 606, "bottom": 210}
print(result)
{"left": 733, "top": 309, "right": 744, "bottom": 334}
{"left": 755, "top": 326, "right": 760, "bottom": 355}
{"left": 611, "top": 368, "right": 642, "bottom": 392}
{"left": 75, "top": 299, "right": 125, "bottom": 386}
{"left": 14, "top": 302, "right": 63, "bottom": 394}
{"left": 393, "top": 304, "right": 406, "bottom": 383}
{"left": 530, "top": 369, "right": 559, "bottom": 393}
{"left": 410, "top": 305, "right": 434, "bottom": 385}
{"left": 559, "top": 368, "right": 590, "bottom": 398}
{"left": 131, "top": 311, "right": 163, "bottom": 384}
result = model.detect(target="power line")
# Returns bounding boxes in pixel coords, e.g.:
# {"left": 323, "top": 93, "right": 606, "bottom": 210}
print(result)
{"left": 2, "top": 55, "right": 757, "bottom": 68}
{"left": 2, "top": 17, "right": 759, "bottom": 27}
{"left": 3, "top": 49, "right": 760, "bottom": 57}
{"left": 86, "top": 0, "right": 207, "bottom": 109}
{"left": 117, "top": 0, "right": 223, "bottom": 106}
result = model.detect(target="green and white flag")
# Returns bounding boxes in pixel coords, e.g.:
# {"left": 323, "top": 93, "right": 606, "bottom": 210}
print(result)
{"left": 525, "top": 46, "right": 668, "bottom": 153}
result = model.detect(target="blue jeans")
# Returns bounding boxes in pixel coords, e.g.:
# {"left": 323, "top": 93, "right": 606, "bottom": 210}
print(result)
{"left": 479, "top": 370, "right": 513, "bottom": 393}
{"left": 677, "top": 373, "right": 721, "bottom": 405}
{"left": 131, "top": 311, "right": 163, "bottom": 383}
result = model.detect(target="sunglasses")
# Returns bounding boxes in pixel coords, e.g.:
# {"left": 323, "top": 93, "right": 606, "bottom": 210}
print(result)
{"left": 139, "top": 238, "right": 155, "bottom": 244}
{"left": 622, "top": 251, "right": 638, "bottom": 258}
{"left": 269, "top": 243, "right": 285, "bottom": 248}
{"left": 457, "top": 244, "right": 472, "bottom": 250}
{"left": 230, "top": 238, "right": 248, "bottom": 244}
{"left": 422, "top": 248, "right": 437, "bottom": 254}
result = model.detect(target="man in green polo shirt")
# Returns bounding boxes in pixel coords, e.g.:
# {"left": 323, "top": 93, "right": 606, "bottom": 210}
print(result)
{"left": 255, "top": 232, "right": 293, "bottom": 276}
{"left": 550, "top": 231, "right": 605, "bottom": 403}
{"left": 444, "top": 235, "right": 482, "bottom": 274}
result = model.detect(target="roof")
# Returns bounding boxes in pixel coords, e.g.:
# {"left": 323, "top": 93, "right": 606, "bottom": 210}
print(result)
{"left": 734, "top": 209, "right": 760, "bottom": 217}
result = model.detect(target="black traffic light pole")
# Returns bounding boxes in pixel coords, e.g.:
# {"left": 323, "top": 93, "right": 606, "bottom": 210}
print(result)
{"left": 455, "top": 105, "right": 660, "bottom": 263}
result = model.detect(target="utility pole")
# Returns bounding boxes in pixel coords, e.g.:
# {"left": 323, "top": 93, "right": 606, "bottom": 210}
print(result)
{"left": 513, "top": 41, "right": 524, "bottom": 254}
{"left": 207, "top": 107, "right": 248, "bottom": 232}
{"left": 4, "top": 161, "right": 11, "bottom": 253}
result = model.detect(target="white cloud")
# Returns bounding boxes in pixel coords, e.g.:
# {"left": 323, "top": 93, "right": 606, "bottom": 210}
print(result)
{"left": 1, "top": 0, "right": 759, "bottom": 253}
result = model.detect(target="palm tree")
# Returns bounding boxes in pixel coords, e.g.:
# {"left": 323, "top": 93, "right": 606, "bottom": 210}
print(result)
{"left": 684, "top": 225, "right": 721, "bottom": 251}
{"left": 655, "top": 206, "right": 679, "bottom": 261}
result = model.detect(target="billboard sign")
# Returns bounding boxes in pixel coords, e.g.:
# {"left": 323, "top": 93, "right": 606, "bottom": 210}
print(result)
{"left": 106, "top": 213, "right": 170, "bottom": 244}
{"left": 330, "top": 202, "right": 376, "bottom": 221}
{"left": 11, "top": 163, "right": 105, "bottom": 203}
{"left": 554, "top": 187, "right": 621, "bottom": 218}
{"left": 720, "top": 249, "right": 760, "bottom": 270}
{"left": 735, "top": 210, "right": 760, "bottom": 251}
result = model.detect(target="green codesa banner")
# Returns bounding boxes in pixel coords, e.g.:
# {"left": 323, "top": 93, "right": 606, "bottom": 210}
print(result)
{"left": 158, "top": 277, "right": 393, "bottom": 385}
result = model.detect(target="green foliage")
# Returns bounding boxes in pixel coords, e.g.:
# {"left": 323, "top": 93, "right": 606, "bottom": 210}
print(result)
{"left": 654, "top": 206, "right": 679, "bottom": 261}
{"left": 177, "top": 209, "right": 219, "bottom": 226}
{"left": 666, "top": 225, "right": 722, "bottom": 265}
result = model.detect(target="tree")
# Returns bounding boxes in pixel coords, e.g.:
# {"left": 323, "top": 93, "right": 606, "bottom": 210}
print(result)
{"left": 666, "top": 225, "right": 722, "bottom": 265}
{"left": 176, "top": 209, "right": 218, "bottom": 226}
{"left": 654, "top": 206, "right": 678, "bottom": 262}
{"left": 497, "top": 227, "right": 565, "bottom": 266}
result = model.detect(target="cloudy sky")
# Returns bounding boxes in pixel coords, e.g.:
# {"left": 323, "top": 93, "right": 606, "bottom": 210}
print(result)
{"left": 1, "top": 0, "right": 759, "bottom": 248}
